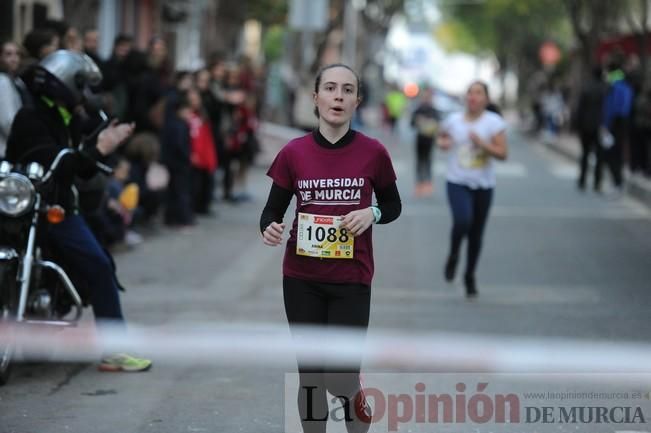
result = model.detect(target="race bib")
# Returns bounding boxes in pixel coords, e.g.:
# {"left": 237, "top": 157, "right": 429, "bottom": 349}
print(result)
{"left": 458, "top": 145, "right": 488, "bottom": 169}
{"left": 296, "top": 212, "right": 354, "bottom": 259}
{"left": 416, "top": 116, "right": 438, "bottom": 137}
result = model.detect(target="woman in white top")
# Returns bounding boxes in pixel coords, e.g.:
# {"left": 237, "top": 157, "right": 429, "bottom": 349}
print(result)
{"left": 438, "top": 81, "right": 508, "bottom": 297}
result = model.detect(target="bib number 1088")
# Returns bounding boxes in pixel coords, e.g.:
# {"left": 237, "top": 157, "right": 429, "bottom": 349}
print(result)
{"left": 306, "top": 226, "right": 349, "bottom": 243}
{"left": 296, "top": 212, "right": 354, "bottom": 259}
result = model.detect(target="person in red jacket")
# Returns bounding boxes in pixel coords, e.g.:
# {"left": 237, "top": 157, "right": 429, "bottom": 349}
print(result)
{"left": 187, "top": 87, "right": 218, "bottom": 215}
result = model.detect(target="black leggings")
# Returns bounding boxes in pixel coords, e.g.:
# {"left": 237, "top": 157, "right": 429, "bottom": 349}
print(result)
{"left": 283, "top": 276, "right": 370, "bottom": 433}
{"left": 604, "top": 118, "right": 627, "bottom": 188}
{"left": 578, "top": 129, "right": 603, "bottom": 190}
{"left": 415, "top": 135, "right": 434, "bottom": 182}
{"left": 446, "top": 182, "right": 493, "bottom": 278}
{"left": 192, "top": 167, "right": 215, "bottom": 214}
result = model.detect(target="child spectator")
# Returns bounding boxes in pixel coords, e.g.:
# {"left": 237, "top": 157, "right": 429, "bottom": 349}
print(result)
{"left": 161, "top": 90, "right": 194, "bottom": 228}
{"left": 187, "top": 87, "right": 218, "bottom": 215}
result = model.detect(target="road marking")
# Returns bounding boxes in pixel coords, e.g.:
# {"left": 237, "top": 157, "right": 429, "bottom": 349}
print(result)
{"left": 433, "top": 161, "right": 528, "bottom": 177}
{"left": 372, "top": 285, "right": 601, "bottom": 305}
{"left": 399, "top": 204, "right": 651, "bottom": 220}
{"left": 548, "top": 163, "right": 579, "bottom": 180}
{"left": 392, "top": 161, "right": 528, "bottom": 178}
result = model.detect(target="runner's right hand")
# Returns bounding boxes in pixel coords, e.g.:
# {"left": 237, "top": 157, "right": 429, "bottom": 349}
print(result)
{"left": 262, "top": 222, "right": 286, "bottom": 246}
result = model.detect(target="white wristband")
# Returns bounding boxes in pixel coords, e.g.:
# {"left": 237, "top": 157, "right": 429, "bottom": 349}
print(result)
{"left": 371, "top": 206, "right": 382, "bottom": 224}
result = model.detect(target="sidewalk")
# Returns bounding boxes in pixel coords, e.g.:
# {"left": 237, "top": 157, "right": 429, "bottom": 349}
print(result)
{"left": 538, "top": 132, "right": 651, "bottom": 207}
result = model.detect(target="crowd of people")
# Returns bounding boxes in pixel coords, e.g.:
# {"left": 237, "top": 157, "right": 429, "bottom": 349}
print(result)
{"left": 1, "top": 20, "right": 264, "bottom": 249}
{"left": 573, "top": 53, "right": 651, "bottom": 196}
{"left": 528, "top": 51, "right": 651, "bottom": 197}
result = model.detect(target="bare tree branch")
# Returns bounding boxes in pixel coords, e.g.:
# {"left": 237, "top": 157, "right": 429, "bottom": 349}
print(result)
{"left": 564, "top": 0, "right": 588, "bottom": 40}
{"left": 625, "top": 0, "right": 641, "bottom": 33}
{"left": 641, "top": 0, "right": 649, "bottom": 32}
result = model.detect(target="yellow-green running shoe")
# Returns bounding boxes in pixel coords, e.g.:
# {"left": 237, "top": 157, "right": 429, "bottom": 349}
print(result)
{"left": 98, "top": 353, "right": 152, "bottom": 372}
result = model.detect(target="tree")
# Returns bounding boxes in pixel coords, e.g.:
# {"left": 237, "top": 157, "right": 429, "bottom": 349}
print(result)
{"left": 247, "top": 0, "right": 288, "bottom": 27}
{"left": 437, "top": 0, "right": 571, "bottom": 102}
{"left": 286, "top": 0, "right": 406, "bottom": 76}
{"left": 204, "top": 0, "right": 289, "bottom": 59}
{"left": 622, "top": 0, "right": 651, "bottom": 86}
{"left": 362, "top": 0, "right": 407, "bottom": 33}
{"left": 562, "top": 0, "right": 623, "bottom": 77}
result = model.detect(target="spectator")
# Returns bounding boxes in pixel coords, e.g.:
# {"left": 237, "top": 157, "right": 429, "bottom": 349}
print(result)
{"left": 82, "top": 27, "right": 103, "bottom": 68}
{"left": 631, "top": 87, "right": 651, "bottom": 177}
{"left": 124, "top": 132, "right": 167, "bottom": 225}
{"left": 0, "top": 40, "right": 22, "bottom": 158}
{"left": 209, "top": 55, "right": 231, "bottom": 201}
{"left": 574, "top": 66, "right": 607, "bottom": 192}
{"left": 222, "top": 64, "right": 250, "bottom": 202}
{"left": 21, "top": 29, "right": 59, "bottom": 70}
{"left": 540, "top": 81, "right": 564, "bottom": 143}
{"left": 133, "top": 36, "right": 171, "bottom": 133}
{"left": 209, "top": 57, "right": 248, "bottom": 202}
{"left": 195, "top": 67, "right": 224, "bottom": 170}
{"left": 175, "top": 70, "right": 194, "bottom": 93}
{"left": 237, "top": 55, "right": 256, "bottom": 92}
{"left": 602, "top": 54, "right": 633, "bottom": 198}
{"left": 103, "top": 34, "right": 133, "bottom": 119}
{"left": 43, "top": 19, "right": 82, "bottom": 51}
{"left": 187, "top": 87, "right": 218, "bottom": 215}
{"left": 230, "top": 92, "right": 258, "bottom": 201}
{"left": 87, "top": 157, "right": 139, "bottom": 248}
{"left": 161, "top": 90, "right": 194, "bottom": 228}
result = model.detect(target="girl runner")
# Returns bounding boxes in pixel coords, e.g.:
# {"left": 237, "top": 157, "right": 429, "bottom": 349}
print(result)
{"left": 438, "top": 81, "right": 508, "bottom": 298}
{"left": 260, "top": 64, "right": 401, "bottom": 433}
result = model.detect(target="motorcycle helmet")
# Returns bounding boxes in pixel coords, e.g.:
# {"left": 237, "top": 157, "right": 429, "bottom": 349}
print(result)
{"left": 23, "top": 49, "right": 102, "bottom": 110}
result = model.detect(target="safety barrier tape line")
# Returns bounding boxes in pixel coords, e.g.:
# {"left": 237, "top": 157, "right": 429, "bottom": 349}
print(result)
{"left": 1, "top": 321, "right": 651, "bottom": 379}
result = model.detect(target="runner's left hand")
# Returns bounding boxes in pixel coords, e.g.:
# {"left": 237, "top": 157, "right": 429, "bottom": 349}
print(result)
{"left": 342, "top": 208, "right": 374, "bottom": 237}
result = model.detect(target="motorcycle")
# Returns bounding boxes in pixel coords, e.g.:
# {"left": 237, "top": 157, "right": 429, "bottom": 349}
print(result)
{"left": 0, "top": 148, "right": 91, "bottom": 385}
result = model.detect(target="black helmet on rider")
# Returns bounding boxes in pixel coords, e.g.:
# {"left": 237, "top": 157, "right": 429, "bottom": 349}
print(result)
{"left": 23, "top": 49, "right": 102, "bottom": 110}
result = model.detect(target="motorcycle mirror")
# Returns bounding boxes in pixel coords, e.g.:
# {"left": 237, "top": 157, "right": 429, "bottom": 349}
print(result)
{"left": 26, "top": 162, "right": 45, "bottom": 180}
{"left": 0, "top": 161, "right": 12, "bottom": 176}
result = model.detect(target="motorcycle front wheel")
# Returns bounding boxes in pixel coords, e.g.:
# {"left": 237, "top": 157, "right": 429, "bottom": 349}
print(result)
{"left": 0, "top": 261, "right": 18, "bottom": 386}
{"left": 0, "top": 306, "right": 14, "bottom": 385}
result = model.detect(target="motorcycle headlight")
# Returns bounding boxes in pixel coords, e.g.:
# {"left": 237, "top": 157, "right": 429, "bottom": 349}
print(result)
{"left": 0, "top": 174, "right": 36, "bottom": 217}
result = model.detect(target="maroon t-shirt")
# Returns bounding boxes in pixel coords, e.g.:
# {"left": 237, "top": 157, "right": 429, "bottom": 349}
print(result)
{"left": 267, "top": 131, "right": 397, "bottom": 286}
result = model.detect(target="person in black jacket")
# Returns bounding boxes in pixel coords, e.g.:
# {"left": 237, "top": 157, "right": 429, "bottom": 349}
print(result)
{"left": 5, "top": 50, "right": 151, "bottom": 372}
{"left": 574, "top": 66, "right": 607, "bottom": 192}
{"left": 161, "top": 89, "right": 195, "bottom": 227}
{"left": 410, "top": 87, "right": 440, "bottom": 197}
